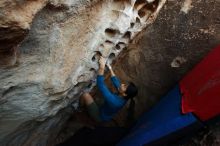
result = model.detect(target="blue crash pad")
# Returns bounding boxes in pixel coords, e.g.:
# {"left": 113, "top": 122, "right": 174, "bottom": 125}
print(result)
{"left": 117, "top": 85, "right": 202, "bottom": 146}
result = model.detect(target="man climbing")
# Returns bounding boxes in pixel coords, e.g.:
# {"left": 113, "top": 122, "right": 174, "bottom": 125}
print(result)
{"left": 80, "top": 56, "right": 138, "bottom": 122}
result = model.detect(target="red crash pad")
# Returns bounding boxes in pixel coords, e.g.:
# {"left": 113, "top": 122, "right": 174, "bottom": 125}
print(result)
{"left": 180, "top": 45, "right": 220, "bottom": 121}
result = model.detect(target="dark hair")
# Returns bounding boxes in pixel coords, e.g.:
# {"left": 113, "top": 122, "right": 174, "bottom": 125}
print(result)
{"left": 125, "top": 82, "right": 138, "bottom": 100}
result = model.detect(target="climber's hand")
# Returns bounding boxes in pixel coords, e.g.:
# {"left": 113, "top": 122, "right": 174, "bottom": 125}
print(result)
{"left": 99, "top": 56, "right": 106, "bottom": 69}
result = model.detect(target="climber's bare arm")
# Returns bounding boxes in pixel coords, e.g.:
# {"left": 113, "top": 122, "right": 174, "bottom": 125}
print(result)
{"left": 106, "top": 63, "right": 116, "bottom": 77}
{"left": 98, "top": 56, "right": 106, "bottom": 75}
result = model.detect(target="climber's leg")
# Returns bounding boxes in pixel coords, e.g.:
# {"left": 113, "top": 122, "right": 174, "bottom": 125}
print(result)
{"left": 80, "top": 93, "right": 102, "bottom": 122}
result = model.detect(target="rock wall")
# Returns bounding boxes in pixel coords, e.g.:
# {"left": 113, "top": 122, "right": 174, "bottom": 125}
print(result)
{"left": 1, "top": 0, "right": 219, "bottom": 145}
{"left": 0, "top": 0, "right": 167, "bottom": 145}
{"left": 0, "top": 0, "right": 47, "bottom": 66}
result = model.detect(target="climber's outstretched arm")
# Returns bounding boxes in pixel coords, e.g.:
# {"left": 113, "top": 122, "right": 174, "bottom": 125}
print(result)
{"left": 106, "top": 62, "right": 121, "bottom": 90}
{"left": 106, "top": 63, "right": 116, "bottom": 77}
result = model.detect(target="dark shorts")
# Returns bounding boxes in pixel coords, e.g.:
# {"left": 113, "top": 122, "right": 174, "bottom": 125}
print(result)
{"left": 87, "top": 102, "right": 102, "bottom": 122}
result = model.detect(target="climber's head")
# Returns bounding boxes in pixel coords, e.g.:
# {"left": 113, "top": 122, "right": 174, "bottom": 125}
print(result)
{"left": 119, "top": 82, "right": 138, "bottom": 100}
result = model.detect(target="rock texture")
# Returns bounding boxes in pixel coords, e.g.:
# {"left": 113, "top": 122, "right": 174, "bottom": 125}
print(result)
{"left": 0, "top": 0, "right": 167, "bottom": 145}
{"left": 0, "top": 0, "right": 219, "bottom": 145}
{"left": 0, "top": 0, "right": 47, "bottom": 66}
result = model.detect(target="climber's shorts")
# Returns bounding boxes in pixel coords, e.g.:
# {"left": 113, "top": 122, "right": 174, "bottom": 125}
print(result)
{"left": 87, "top": 102, "right": 102, "bottom": 122}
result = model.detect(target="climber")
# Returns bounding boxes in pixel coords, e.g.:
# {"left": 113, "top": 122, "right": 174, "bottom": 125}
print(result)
{"left": 80, "top": 56, "right": 138, "bottom": 122}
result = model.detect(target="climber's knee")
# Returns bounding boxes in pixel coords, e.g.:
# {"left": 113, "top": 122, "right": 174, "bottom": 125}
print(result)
{"left": 81, "top": 93, "right": 94, "bottom": 105}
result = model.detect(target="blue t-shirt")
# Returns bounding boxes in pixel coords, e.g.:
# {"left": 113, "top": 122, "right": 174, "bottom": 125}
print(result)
{"left": 97, "top": 75, "right": 126, "bottom": 121}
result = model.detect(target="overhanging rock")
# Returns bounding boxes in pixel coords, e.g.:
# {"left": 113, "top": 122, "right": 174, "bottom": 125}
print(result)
{"left": 0, "top": 0, "right": 166, "bottom": 145}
